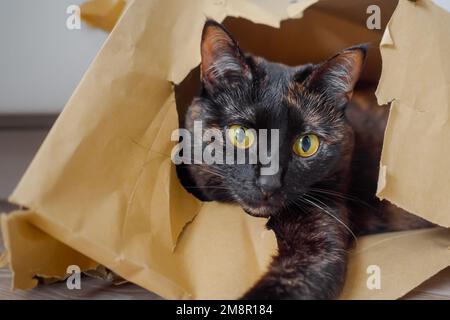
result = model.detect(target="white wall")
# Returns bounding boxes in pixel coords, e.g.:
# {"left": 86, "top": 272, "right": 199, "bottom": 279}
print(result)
{"left": 434, "top": 0, "right": 450, "bottom": 12}
{"left": 0, "top": 0, "right": 448, "bottom": 115}
{"left": 0, "top": 0, "right": 108, "bottom": 114}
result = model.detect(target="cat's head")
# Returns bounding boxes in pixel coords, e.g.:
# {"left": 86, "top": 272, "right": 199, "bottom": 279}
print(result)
{"left": 183, "top": 20, "right": 366, "bottom": 218}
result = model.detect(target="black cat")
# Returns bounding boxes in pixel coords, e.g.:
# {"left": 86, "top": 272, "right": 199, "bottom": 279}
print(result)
{"left": 177, "top": 20, "right": 432, "bottom": 300}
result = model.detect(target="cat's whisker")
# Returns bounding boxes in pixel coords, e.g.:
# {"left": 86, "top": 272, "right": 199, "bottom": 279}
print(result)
{"left": 309, "top": 187, "right": 377, "bottom": 211}
{"left": 310, "top": 187, "right": 361, "bottom": 201}
{"left": 195, "top": 166, "right": 227, "bottom": 179}
{"left": 301, "top": 195, "right": 358, "bottom": 243}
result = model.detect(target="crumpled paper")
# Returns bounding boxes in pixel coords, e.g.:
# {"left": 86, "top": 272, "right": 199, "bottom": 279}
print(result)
{"left": 376, "top": 0, "right": 450, "bottom": 228}
{"left": 80, "top": 0, "right": 127, "bottom": 32}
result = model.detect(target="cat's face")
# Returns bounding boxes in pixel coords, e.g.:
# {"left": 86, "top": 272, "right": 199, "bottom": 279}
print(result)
{"left": 183, "top": 21, "right": 366, "bottom": 218}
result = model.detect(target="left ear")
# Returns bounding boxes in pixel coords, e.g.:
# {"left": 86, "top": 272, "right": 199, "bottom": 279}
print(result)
{"left": 200, "top": 20, "right": 252, "bottom": 93}
{"left": 304, "top": 45, "right": 367, "bottom": 109}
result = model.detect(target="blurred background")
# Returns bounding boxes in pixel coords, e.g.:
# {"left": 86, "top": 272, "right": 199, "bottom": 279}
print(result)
{"left": 0, "top": 0, "right": 110, "bottom": 203}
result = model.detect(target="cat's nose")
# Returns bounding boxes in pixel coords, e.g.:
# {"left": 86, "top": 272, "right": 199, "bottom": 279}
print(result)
{"left": 257, "top": 174, "right": 281, "bottom": 199}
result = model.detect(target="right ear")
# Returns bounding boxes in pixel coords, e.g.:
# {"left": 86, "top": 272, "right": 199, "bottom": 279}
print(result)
{"left": 201, "top": 20, "right": 252, "bottom": 92}
{"left": 302, "top": 45, "right": 367, "bottom": 109}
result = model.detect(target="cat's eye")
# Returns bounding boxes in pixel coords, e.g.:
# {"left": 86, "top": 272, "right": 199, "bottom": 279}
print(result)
{"left": 227, "top": 125, "right": 255, "bottom": 149}
{"left": 293, "top": 134, "right": 320, "bottom": 157}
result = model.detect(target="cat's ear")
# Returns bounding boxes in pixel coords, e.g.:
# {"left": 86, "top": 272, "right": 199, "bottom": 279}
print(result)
{"left": 303, "top": 45, "right": 367, "bottom": 109}
{"left": 200, "top": 20, "right": 252, "bottom": 91}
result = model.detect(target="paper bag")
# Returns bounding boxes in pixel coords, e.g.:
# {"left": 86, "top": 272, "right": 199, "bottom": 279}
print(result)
{"left": 376, "top": 0, "right": 450, "bottom": 227}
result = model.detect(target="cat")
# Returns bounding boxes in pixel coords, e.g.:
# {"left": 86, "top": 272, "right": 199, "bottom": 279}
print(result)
{"left": 176, "top": 20, "right": 432, "bottom": 300}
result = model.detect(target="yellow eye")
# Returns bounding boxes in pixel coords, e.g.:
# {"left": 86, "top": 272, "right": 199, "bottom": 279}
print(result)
{"left": 293, "top": 134, "right": 320, "bottom": 157}
{"left": 228, "top": 125, "right": 255, "bottom": 149}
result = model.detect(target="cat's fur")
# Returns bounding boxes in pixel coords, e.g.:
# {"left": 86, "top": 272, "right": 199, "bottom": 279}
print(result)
{"left": 177, "top": 20, "right": 432, "bottom": 300}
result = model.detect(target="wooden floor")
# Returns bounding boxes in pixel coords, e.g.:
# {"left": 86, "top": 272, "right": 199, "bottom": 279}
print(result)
{"left": 0, "top": 269, "right": 162, "bottom": 300}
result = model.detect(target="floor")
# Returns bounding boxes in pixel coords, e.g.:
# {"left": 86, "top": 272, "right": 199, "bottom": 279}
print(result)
{"left": 0, "top": 117, "right": 449, "bottom": 300}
